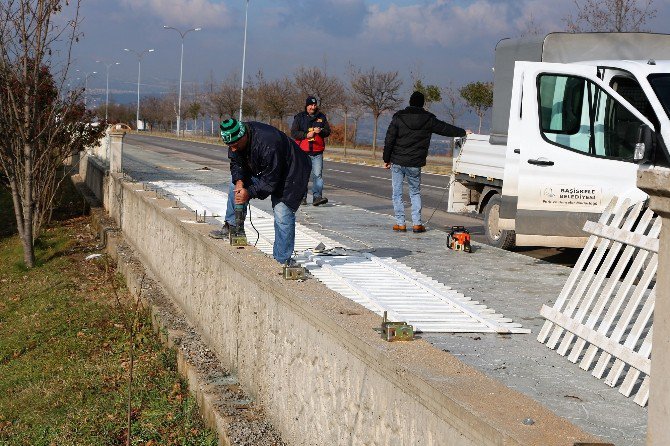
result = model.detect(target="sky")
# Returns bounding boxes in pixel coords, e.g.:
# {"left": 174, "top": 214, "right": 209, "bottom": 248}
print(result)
{"left": 59, "top": 0, "right": 670, "bottom": 115}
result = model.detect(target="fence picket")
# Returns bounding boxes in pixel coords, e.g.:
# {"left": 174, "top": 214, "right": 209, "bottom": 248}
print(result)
{"left": 546, "top": 199, "right": 630, "bottom": 350}
{"left": 557, "top": 202, "right": 644, "bottom": 356}
{"left": 620, "top": 326, "right": 653, "bottom": 397}
{"left": 605, "top": 290, "right": 655, "bottom": 387}
{"left": 592, "top": 257, "right": 657, "bottom": 379}
{"left": 579, "top": 227, "right": 658, "bottom": 372}
{"left": 537, "top": 198, "right": 619, "bottom": 344}
{"left": 538, "top": 197, "right": 658, "bottom": 406}
{"left": 568, "top": 210, "right": 657, "bottom": 364}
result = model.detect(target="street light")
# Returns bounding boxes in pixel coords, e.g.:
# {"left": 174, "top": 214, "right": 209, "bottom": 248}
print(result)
{"left": 124, "top": 48, "right": 155, "bottom": 131}
{"left": 75, "top": 69, "right": 97, "bottom": 109}
{"left": 96, "top": 60, "right": 120, "bottom": 122}
{"left": 163, "top": 25, "right": 201, "bottom": 136}
{"left": 239, "top": 0, "right": 250, "bottom": 121}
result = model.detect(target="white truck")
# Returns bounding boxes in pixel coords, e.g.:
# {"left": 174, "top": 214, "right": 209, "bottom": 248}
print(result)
{"left": 447, "top": 32, "right": 670, "bottom": 249}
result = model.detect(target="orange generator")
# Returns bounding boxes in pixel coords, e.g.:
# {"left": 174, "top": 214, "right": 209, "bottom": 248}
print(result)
{"left": 447, "top": 226, "right": 472, "bottom": 252}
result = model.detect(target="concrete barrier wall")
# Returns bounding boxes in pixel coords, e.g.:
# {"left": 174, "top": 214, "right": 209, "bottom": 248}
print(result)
{"left": 80, "top": 155, "right": 106, "bottom": 202}
{"left": 80, "top": 155, "right": 600, "bottom": 446}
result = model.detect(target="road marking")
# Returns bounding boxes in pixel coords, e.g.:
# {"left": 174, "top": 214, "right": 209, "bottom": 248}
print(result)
{"left": 370, "top": 175, "right": 390, "bottom": 181}
{"left": 327, "top": 168, "right": 352, "bottom": 174}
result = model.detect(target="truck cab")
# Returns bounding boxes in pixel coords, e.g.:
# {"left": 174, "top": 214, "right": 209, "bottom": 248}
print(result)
{"left": 448, "top": 33, "right": 670, "bottom": 249}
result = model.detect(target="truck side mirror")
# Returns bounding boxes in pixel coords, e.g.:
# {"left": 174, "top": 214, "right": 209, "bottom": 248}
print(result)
{"left": 634, "top": 124, "right": 655, "bottom": 163}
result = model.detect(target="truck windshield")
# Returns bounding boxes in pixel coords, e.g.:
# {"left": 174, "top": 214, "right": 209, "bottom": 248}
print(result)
{"left": 648, "top": 74, "right": 670, "bottom": 120}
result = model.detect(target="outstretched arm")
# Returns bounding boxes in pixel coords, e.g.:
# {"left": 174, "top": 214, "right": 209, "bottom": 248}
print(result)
{"left": 431, "top": 116, "right": 466, "bottom": 138}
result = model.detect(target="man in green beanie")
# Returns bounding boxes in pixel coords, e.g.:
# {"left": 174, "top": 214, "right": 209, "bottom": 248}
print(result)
{"left": 214, "top": 118, "right": 311, "bottom": 265}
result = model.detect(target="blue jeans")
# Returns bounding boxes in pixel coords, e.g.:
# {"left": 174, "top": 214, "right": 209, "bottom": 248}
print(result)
{"left": 303, "top": 153, "right": 324, "bottom": 199}
{"left": 225, "top": 181, "right": 296, "bottom": 264}
{"left": 391, "top": 164, "right": 422, "bottom": 226}
{"left": 271, "top": 202, "right": 296, "bottom": 264}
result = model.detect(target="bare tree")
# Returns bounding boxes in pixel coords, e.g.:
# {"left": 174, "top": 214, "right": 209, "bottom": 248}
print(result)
{"left": 520, "top": 13, "right": 543, "bottom": 37}
{"left": 104, "top": 101, "right": 136, "bottom": 125}
{"left": 334, "top": 89, "right": 353, "bottom": 153}
{"left": 293, "top": 66, "right": 344, "bottom": 112}
{"left": 333, "top": 87, "right": 365, "bottom": 156}
{"left": 349, "top": 66, "right": 402, "bottom": 157}
{"left": 0, "top": 0, "right": 104, "bottom": 268}
{"left": 565, "top": 0, "right": 657, "bottom": 32}
{"left": 349, "top": 105, "right": 365, "bottom": 150}
{"left": 255, "top": 71, "right": 297, "bottom": 132}
{"left": 142, "top": 96, "right": 164, "bottom": 131}
{"left": 441, "top": 83, "right": 466, "bottom": 126}
{"left": 242, "top": 82, "right": 260, "bottom": 121}
{"left": 209, "top": 73, "right": 240, "bottom": 122}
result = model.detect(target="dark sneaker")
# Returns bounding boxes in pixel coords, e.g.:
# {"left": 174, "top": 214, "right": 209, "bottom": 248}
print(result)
{"left": 313, "top": 196, "right": 328, "bottom": 206}
{"left": 301, "top": 198, "right": 307, "bottom": 206}
{"left": 209, "top": 222, "right": 232, "bottom": 239}
{"left": 393, "top": 224, "right": 407, "bottom": 232}
{"left": 412, "top": 225, "right": 426, "bottom": 233}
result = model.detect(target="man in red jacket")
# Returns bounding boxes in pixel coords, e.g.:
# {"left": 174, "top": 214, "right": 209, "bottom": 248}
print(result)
{"left": 291, "top": 96, "right": 331, "bottom": 206}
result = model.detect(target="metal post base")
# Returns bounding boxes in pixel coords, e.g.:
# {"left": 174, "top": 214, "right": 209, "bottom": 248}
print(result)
{"left": 283, "top": 265, "right": 306, "bottom": 280}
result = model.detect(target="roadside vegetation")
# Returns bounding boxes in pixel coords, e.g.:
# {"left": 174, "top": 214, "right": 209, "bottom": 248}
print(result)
{"left": 0, "top": 185, "right": 216, "bottom": 446}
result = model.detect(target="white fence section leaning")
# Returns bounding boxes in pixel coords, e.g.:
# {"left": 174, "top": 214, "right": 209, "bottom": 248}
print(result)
{"left": 538, "top": 197, "right": 660, "bottom": 406}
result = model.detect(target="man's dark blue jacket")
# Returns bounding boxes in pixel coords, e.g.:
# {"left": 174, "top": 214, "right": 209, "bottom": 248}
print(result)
{"left": 229, "top": 121, "right": 311, "bottom": 211}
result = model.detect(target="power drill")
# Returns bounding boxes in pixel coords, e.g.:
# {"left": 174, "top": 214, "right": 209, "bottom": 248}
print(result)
{"left": 230, "top": 202, "right": 248, "bottom": 246}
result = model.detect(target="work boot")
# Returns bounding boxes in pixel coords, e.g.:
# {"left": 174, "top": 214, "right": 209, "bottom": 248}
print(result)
{"left": 393, "top": 224, "right": 407, "bottom": 232}
{"left": 313, "top": 196, "right": 328, "bottom": 206}
{"left": 412, "top": 225, "right": 426, "bottom": 233}
{"left": 209, "top": 222, "right": 232, "bottom": 239}
{"left": 301, "top": 197, "right": 307, "bottom": 206}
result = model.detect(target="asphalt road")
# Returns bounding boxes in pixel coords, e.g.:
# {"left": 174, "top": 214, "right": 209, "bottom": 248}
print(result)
{"left": 125, "top": 133, "right": 580, "bottom": 266}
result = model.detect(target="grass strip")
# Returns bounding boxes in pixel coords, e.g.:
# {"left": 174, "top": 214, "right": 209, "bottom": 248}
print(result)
{"left": 0, "top": 186, "right": 216, "bottom": 446}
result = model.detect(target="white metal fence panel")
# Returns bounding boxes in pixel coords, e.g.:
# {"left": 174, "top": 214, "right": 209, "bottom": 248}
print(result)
{"left": 151, "top": 181, "right": 530, "bottom": 334}
{"left": 538, "top": 197, "right": 659, "bottom": 406}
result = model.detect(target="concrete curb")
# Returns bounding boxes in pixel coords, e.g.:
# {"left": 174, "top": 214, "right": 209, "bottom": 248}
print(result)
{"left": 73, "top": 175, "right": 285, "bottom": 446}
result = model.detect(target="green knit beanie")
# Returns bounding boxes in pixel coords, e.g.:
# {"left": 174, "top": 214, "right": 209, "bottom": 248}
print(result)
{"left": 219, "top": 118, "right": 246, "bottom": 144}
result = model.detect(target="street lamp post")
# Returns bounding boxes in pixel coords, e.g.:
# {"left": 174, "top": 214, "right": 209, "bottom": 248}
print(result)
{"left": 75, "top": 69, "right": 97, "bottom": 109}
{"left": 124, "top": 48, "right": 155, "bottom": 131}
{"left": 239, "top": 0, "right": 250, "bottom": 121}
{"left": 163, "top": 25, "right": 201, "bottom": 137}
{"left": 96, "top": 60, "right": 120, "bottom": 122}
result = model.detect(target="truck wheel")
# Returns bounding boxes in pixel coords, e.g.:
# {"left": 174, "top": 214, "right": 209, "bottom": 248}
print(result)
{"left": 484, "top": 195, "right": 516, "bottom": 250}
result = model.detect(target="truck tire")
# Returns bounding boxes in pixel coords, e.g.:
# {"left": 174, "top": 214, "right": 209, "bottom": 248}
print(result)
{"left": 484, "top": 195, "right": 516, "bottom": 250}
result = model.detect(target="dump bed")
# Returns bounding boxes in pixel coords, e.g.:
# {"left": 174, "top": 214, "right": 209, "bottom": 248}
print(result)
{"left": 453, "top": 134, "right": 505, "bottom": 181}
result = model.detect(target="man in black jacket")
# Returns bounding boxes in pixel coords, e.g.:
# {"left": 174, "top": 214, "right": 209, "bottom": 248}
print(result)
{"left": 383, "top": 91, "right": 467, "bottom": 233}
{"left": 214, "top": 118, "right": 311, "bottom": 264}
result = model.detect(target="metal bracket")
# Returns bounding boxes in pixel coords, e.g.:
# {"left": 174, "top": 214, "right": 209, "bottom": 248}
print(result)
{"left": 382, "top": 311, "right": 414, "bottom": 341}
{"left": 283, "top": 265, "right": 306, "bottom": 280}
{"left": 195, "top": 210, "right": 207, "bottom": 223}
{"left": 229, "top": 233, "right": 248, "bottom": 246}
